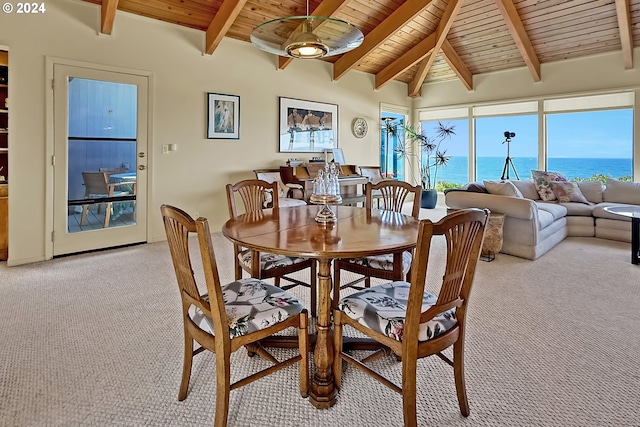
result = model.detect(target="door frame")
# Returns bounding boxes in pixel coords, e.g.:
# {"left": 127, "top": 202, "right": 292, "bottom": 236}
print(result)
{"left": 45, "top": 57, "right": 154, "bottom": 260}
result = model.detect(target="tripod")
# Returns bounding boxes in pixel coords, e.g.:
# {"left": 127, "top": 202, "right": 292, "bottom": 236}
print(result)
{"left": 500, "top": 137, "right": 520, "bottom": 180}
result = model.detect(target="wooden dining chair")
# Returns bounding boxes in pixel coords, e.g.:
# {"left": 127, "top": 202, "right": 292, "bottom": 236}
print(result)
{"left": 333, "top": 208, "right": 489, "bottom": 427}
{"left": 226, "top": 179, "right": 318, "bottom": 316}
{"left": 332, "top": 180, "right": 421, "bottom": 306}
{"left": 161, "top": 204, "right": 309, "bottom": 427}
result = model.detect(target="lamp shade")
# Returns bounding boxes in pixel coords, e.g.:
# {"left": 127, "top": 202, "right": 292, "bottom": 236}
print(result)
{"left": 251, "top": 16, "right": 364, "bottom": 59}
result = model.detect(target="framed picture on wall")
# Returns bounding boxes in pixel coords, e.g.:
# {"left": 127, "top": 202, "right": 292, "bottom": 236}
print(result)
{"left": 278, "top": 97, "right": 338, "bottom": 153}
{"left": 207, "top": 93, "right": 240, "bottom": 139}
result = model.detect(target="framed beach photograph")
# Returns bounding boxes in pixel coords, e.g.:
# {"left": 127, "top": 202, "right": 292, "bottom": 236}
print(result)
{"left": 207, "top": 93, "right": 240, "bottom": 139}
{"left": 279, "top": 97, "right": 338, "bottom": 153}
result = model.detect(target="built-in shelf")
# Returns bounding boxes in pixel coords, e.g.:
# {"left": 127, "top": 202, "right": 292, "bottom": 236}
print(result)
{"left": 0, "top": 84, "right": 7, "bottom": 88}
{"left": 0, "top": 148, "right": 8, "bottom": 153}
{"left": 0, "top": 130, "right": 7, "bottom": 134}
{"left": 0, "top": 109, "right": 7, "bottom": 113}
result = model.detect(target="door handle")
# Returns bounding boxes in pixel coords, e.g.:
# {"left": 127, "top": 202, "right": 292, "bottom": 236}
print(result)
{"left": 138, "top": 165, "right": 146, "bottom": 171}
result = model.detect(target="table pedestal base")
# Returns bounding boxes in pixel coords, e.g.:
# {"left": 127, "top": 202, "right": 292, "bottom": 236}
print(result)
{"left": 309, "top": 259, "right": 337, "bottom": 408}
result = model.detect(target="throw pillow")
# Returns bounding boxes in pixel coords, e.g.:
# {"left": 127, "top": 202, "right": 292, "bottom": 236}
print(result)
{"left": 549, "top": 181, "right": 590, "bottom": 204}
{"left": 531, "top": 170, "right": 568, "bottom": 201}
{"left": 604, "top": 178, "right": 640, "bottom": 204}
{"left": 463, "top": 182, "right": 488, "bottom": 193}
{"left": 483, "top": 180, "right": 523, "bottom": 198}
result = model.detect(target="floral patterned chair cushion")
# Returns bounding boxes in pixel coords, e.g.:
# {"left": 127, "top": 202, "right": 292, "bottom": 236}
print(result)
{"left": 337, "top": 281, "right": 457, "bottom": 342}
{"left": 345, "top": 251, "right": 412, "bottom": 273}
{"left": 189, "top": 278, "right": 304, "bottom": 339}
{"left": 238, "top": 250, "right": 308, "bottom": 271}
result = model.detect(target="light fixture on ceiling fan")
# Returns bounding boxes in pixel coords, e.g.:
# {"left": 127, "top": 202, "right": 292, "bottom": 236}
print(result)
{"left": 250, "top": 0, "right": 364, "bottom": 59}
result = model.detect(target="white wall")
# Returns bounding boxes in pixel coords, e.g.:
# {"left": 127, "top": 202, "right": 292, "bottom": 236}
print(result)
{"left": 0, "top": 0, "right": 410, "bottom": 265}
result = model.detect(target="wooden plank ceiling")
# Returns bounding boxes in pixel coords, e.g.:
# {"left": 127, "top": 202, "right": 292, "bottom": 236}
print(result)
{"left": 85, "top": 0, "right": 640, "bottom": 97}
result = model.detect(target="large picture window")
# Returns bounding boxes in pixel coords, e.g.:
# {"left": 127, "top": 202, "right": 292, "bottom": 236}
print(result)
{"left": 546, "top": 109, "right": 633, "bottom": 181}
{"left": 475, "top": 114, "right": 538, "bottom": 182}
{"left": 416, "top": 92, "right": 635, "bottom": 187}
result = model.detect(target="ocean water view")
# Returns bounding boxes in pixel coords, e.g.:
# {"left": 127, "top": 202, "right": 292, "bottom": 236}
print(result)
{"left": 436, "top": 157, "right": 633, "bottom": 185}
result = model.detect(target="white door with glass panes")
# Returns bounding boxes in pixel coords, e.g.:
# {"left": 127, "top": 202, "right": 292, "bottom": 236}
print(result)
{"left": 52, "top": 63, "right": 149, "bottom": 256}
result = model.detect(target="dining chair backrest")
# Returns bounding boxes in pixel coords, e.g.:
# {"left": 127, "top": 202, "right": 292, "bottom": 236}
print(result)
{"left": 226, "top": 179, "right": 279, "bottom": 217}
{"left": 161, "top": 204, "right": 226, "bottom": 338}
{"left": 405, "top": 208, "right": 488, "bottom": 344}
{"left": 365, "top": 180, "right": 422, "bottom": 219}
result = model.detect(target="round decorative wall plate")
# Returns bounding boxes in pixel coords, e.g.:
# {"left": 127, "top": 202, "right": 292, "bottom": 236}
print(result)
{"left": 352, "top": 117, "right": 368, "bottom": 138}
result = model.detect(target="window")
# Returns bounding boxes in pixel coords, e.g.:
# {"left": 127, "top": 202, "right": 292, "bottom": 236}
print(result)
{"left": 474, "top": 114, "right": 538, "bottom": 182}
{"left": 416, "top": 92, "right": 635, "bottom": 187}
{"left": 420, "top": 118, "right": 469, "bottom": 187}
{"left": 380, "top": 110, "right": 406, "bottom": 180}
{"left": 545, "top": 93, "right": 633, "bottom": 181}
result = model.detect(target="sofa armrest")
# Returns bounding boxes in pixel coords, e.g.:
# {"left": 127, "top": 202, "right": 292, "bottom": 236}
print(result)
{"left": 445, "top": 191, "right": 537, "bottom": 220}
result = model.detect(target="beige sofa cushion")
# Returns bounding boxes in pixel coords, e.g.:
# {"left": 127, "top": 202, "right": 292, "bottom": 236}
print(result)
{"left": 578, "top": 181, "right": 604, "bottom": 203}
{"left": 560, "top": 202, "right": 595, "bottom": 216}
{"left": 604, "top": 178, "right": 640, "bottom": 204}
{"left": 511, "top": 179, "right": 540, "bottom": 200}
{"left": 535, "top": 202, "right": 568, "bottom": 221}
{"left": 483, "top": 180, "right": 523, "bottom": 197}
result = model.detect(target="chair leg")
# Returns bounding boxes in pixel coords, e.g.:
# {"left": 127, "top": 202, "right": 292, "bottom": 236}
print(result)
{"left": 402, "top": 355, "right": 419, "bottom": 427}
{"left": 274, "top": 276, "right": 281, "bottom": 287}
{"left": 332, "top": 309, "right": 344, "bottom": 389}
{"left": 310, "top": 260, "right": 317, "bottom": 317}
{"left": 298, "top": 311, "right": 309, "bottom": 398}
{"left": 453, "top": 339, "right": 470, "bottom": 416}
{"left": 103, "top": 202, "right": 112, "bottom": 228}
{"left": 80, "top": 204, "right": 89, "bottom": 226}
{"left": 178, "top": 332, "right": 194, "bottom": 401}
{"left": 214, "top": 350, "right": 231, "bottom": 427}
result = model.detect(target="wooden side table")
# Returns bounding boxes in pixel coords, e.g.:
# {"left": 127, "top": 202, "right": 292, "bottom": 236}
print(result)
{"left": 481, "top": 212, "right": 505, "bottom": 261}
{"left": 448, "top": 208, "right": 504, "bottom": 261}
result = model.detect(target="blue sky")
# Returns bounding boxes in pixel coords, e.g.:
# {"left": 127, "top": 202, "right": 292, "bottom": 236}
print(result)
{"left": 424, "top": 109, "right": 633, "bottom": 158}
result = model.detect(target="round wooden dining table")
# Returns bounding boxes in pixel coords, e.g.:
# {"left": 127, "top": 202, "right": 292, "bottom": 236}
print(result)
{"left": 222, "top": 204, "right": 420, "bottom": 409}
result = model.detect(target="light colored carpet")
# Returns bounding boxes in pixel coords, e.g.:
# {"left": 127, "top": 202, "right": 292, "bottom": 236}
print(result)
{"left": 1, "top": 208, "right": 639, "bottom": 426}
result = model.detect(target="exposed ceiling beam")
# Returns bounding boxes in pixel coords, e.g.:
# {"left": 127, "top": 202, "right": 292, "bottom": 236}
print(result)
{"left": 333, "top": 0, "right": 434, "bottom": 81}
{"left": 278, "top": 0, "right": 351, "bottom": 70}
{"left": 100, "top": 0, "right": 119, "bottom": 35}
{"left": 375, "top": 33, "right": 436, "bottom": 90}
{"left": 495, "top": 0, "right": 541, "bottom": 82}
{"left": 615, "top": 0, "right": 634, "bottom": 69}
{"left": 205, "top": 0, "right": 248, "bottom": 55}
{"left": 408, "top": 0, "right": 463, "bottom": 97}
{"left": 441, "top": 39, "right": 473, "bottom": 91}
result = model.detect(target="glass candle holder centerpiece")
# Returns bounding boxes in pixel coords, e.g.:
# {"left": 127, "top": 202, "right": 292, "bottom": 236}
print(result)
{"left": 310, "top": 162, "right": 342, "bottom": 223}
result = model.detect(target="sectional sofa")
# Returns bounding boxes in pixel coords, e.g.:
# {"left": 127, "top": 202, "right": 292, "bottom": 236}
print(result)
{"left": 444, "top": 175, "right": 640, "bottom": 260}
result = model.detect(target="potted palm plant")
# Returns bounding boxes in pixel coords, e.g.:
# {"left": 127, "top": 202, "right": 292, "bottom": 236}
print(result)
{"left": 393, "top": 121, "right": 455, "bottom": 209}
